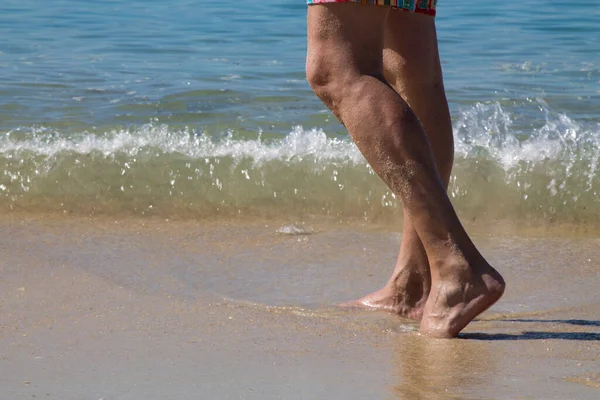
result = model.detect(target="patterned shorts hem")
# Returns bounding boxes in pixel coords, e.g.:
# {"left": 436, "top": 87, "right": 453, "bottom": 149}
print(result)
{"left": 307, "top": 0, "right": 437, "bottom": 17}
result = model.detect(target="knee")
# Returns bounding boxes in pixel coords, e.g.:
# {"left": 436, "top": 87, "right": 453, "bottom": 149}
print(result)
{"left": 306, "top": 55, "right": 352, "bottom": 113}
{"left": 384, "top": 52, "right": 442, "bottom": 93}
{"left": 306, "top": 57, "right": 335, "bottom": 109}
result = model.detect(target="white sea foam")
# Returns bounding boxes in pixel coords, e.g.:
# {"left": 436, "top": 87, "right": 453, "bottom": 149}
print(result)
{"left": 276, "top": 224, "right": 314, "bottom": 235}
{"left": 2, "top": 101, "right": 599, "bottom": 202}
{"left": 1, "top": 101, "right": 599, "bottom": 222}
{"left": 454, "top": 99, "right": 600, "bottom": 170}
{"left": 0, "top": 125, "right": 364, "bottom": 165}
{"left": 2, "top": 100, "right": 596, "bottom": 174}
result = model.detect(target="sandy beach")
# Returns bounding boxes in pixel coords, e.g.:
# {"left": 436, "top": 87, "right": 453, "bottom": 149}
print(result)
{"left": 1, "top": 215, "right": 599, "bottom": 399}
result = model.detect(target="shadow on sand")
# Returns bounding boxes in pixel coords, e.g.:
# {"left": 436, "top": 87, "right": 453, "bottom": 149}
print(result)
{"left": 462, "top": 318, "right": 600, "bottom": 341}
{"left": 462, "top": 331, "right": 600, "bottom": 341}
{"left": 502, "top": 318, "right": 600, "bottom": 327}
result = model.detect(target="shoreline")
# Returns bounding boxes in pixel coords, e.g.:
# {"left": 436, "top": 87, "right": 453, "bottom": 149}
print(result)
{"left": 1, "top": 214, "right": 600, "bottom": 398}
{"left": 1, "top": 209, "right": 600, "bottom": 239}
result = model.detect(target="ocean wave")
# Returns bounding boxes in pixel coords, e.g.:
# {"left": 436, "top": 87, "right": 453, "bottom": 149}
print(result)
{"left": 1, "top": 101, "right": 599, "bottom": 227}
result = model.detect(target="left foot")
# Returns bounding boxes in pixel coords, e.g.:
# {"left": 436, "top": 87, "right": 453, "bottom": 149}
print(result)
{"left": 419, "top": 258, "right": 505, "bottom": 338}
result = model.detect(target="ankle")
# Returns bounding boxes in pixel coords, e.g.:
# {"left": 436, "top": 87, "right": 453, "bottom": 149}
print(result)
{"left": 430, "top": 256, "right": 474, "bottom": 284}
{"left": 386, "top": 268, "right": 430, "bottom": 302}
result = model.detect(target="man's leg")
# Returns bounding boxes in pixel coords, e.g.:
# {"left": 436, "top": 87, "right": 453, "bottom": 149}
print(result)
{"left": 307, "top": 2, "right": 505, "bottom": 338}
{"left": 345, "top": 11, "right": 453, "bottom": 321}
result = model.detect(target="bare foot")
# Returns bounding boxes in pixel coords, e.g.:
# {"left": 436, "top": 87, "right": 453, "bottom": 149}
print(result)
{"left": 419, "top": 259, "right": 505, "bottom": 338}
{"left": 341, "top": 268, "right": 430, "bottom": 321}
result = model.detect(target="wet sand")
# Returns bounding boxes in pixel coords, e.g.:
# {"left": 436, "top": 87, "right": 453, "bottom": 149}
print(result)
{"left": 1, "top": 215, "right": 600, "bottom": 399}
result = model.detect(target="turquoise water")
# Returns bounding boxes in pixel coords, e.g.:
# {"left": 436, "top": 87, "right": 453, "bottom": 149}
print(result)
{"left": 1, "top": 0, "right": 599, "bottom": 226}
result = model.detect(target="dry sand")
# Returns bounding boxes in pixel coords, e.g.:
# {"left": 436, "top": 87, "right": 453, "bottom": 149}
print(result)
{"left": 1, "top": 215, "right": 600, "bottom": 399}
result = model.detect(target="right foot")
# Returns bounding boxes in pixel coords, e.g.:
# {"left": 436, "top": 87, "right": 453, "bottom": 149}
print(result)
{"left": 341, "top": 287, "right": 427, "bottom": 321}
{"left": 419, "top": 259, "right": 505, "bottom": 338}
{"left": 341, "top": 269, "right": 430, "bottom": 321}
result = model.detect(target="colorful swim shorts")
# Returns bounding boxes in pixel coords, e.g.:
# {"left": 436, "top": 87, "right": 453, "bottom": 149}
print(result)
{"left": 307, "top": 0, "right": 437, "bottom": 17}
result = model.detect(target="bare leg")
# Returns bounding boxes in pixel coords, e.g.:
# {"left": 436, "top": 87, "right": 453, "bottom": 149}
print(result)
{"left": 346, "top": 12, "right": 453, "bottom": 321}
{"left": 306, "top": 3, "right": 505, "bottom": 337}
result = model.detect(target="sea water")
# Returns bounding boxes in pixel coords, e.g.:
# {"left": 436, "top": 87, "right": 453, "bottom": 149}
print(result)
{"left": 0, "top": 0, "right": 598, "bottom": 227}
